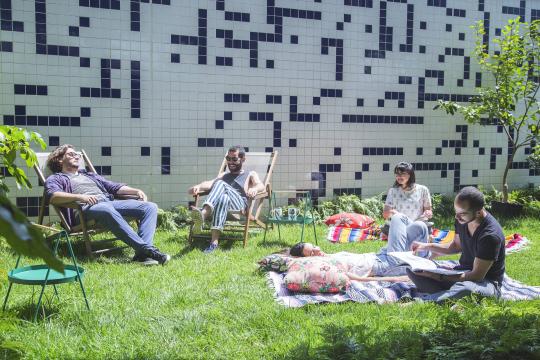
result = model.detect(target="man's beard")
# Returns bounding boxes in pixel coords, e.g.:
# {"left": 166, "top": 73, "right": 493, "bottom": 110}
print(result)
{"left": 228, "top": 163, "right": 242, "bottom": 173}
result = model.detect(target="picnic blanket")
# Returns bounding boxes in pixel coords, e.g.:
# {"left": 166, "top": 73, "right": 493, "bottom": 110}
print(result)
{"left": 326, "top": 224, "right": 381, "bottom": 243}
{"left": 267, "top": 260, "right": 540, "bottom": 308}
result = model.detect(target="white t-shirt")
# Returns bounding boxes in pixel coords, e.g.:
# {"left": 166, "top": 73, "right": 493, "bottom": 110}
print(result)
{"left": 385, "top": 184, "right": 431, "bottom": 221}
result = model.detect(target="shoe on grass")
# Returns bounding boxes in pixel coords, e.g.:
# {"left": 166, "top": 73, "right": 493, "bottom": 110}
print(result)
{"left": 145, "top": 248, "right": 171, "bottom": 265}
{"left": 132, "top": 253, "right": 159, "bottom": 266}
{"left": 203, "top": 242, "right": 218, "bottom": 254}
{"left": 191, "top": 207, "right": 204, "bottom": 234}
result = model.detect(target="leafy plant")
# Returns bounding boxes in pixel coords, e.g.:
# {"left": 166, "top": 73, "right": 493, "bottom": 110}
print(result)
{"left": 157, "top": 205, "right": 192, "bottom": 232}
{"left": 435, "top": 18, "right": 540, "bottom": 203}
{"left": 0, "top": 125, "right": 62, "bottom": 271}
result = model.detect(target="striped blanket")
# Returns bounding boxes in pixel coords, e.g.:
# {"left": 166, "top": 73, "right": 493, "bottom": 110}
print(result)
{"left": 267, "top": 260, "right": 540, "bottom": 308}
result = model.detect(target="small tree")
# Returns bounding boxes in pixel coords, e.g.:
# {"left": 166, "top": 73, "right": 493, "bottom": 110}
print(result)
{"left": 0, "top": 125, "right": 63, "bottom": 271}
{"left": 436, "top": 18, "right": 540, "bottom": 202}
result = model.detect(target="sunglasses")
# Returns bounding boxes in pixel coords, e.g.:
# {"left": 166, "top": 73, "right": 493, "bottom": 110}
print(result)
{"left": 226, "top": 156, "right": 241, "bottom": 162}
{"left": 65, "top": 152, "right": 81, "bottom": 159}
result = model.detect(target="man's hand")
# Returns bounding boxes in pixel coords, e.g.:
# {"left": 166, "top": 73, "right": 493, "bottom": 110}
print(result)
{"left": 79, "top": 195, "right": 99, "bottom": 205}
{"left": 188, "top": 185, "right": 200, "bottom": 196}
{"left": 246, "top": 188, "right": 258, "bottom": 198}
{"left": 410, "top": 241, "right": 428, "bottom": 254}
{"left": 136, "top": 190, "right": 148, "bottom": 201}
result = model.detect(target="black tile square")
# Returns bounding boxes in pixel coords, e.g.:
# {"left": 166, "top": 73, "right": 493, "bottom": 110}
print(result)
{"left": 336, "top": 22, "right": 343, "bottom": 31}
{"left": 419, "top": 45, "right": 426, "bottom": 53}
{"left": 436, "top": 148, "right": 442, "bottom": 155}
{"left": 290, "top": 35, "right": 298, "bottom": 44}
{"left": 365, "top": 24, "right": 372, "bottom": 33}
{"left": 459, "top": 32, "right": 465, "bottom": 40}
{"left": 364, "top": 66, "right": 371, "bottom": 74}
{"left": 334, "top": 147, "right": 341, "bottom": 156}
{"left": 313, "top": 97, "right": 320, "bottom": 105}
{"left": 101, "top": 146, "right": 111, "bottom": 156}
{"left": 356, "top": 98, "right": 364, "bottom": 107}
{"left": 266, "top": 59, "right": 274, "bottom": 68}
{"left": 344, "top": 14, "right": 351, "bottom": 23}
{"left": 446, "top": 24, "right": 452, "bottom": 32}
{"left": 416, "top": 147, "right": 423, "bottom": 155}
{"left": 141, "top": 147, "right": 150, "bottom": 156}
{"left": 289, "top": 139, "right": 297, "bottom": 147}
{"left": 362, "top": 163, "right": 369, "bottom": 171}
{"left": 80, "top": 17, "right": 90, "bottom": 27}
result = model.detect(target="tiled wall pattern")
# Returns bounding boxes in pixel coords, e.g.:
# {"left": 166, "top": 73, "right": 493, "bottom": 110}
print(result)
{"left": 1, "top": 0, "right": 540, "bottom": 216}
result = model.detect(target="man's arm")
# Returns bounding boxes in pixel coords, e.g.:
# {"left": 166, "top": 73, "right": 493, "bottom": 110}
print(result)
{"left": 50, "top": 192, "right": 98, "bottom": 206}
{"left": 116, "top": 185, "right": 147, "bottom": 201}
{"left": 245, "top": 172, "right": 265, "bottom": 198}
{"left": 188, "top": 178, "right": 218, "bottom": 196}
{"left": 411, "top": 234, "right": 462, "bottom": 256}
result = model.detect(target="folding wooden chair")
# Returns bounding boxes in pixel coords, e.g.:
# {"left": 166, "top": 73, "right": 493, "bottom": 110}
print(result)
{"left": 34, "top": 150, "right": 132, "bottom": 258}
{"left": 188, "top": 151, "right": 278, "bottom": 247}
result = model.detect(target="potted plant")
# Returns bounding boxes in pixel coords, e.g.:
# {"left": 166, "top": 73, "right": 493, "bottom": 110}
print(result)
{"left": 436, "top": 17, "right": 540, "bottom": 216}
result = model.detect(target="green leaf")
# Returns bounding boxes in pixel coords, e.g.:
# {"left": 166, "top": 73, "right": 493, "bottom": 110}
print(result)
{"left": 0, "top": 194, "right": 63, "bottom": 272}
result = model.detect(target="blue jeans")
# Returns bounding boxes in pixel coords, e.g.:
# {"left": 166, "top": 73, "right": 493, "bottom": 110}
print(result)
{"left": 373, "top": 213, "right": 429, "bottom": 276}
{"left": 83, "top": 199, "right": 158, "bottom": 254}
{"left": 406, "top": 268, "right": 501, "bottom": 303}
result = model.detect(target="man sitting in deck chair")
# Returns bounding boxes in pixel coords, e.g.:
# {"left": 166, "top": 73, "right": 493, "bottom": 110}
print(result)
{"left": 188, "top": 145, "right": 265, "bottom": 253}
{"left": 45, "top": 144, "right": 171, "bottom": 265}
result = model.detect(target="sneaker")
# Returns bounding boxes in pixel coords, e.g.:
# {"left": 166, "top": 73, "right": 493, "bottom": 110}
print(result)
{"left": 146, "top": 248, "right": 171, "bottom": 265}
{"left": 132, "top": 253, "right": 159, "bottom": 266}
{"left": 191, "top": 207, "right": 204, "bottom": 234}
{"left": 203, "top": 242, "right": 218, "bottom": 254}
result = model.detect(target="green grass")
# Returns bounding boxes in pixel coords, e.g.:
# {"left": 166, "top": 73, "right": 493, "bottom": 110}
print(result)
{"left": 1, "top": 218, "right": 540, "bottom": 359}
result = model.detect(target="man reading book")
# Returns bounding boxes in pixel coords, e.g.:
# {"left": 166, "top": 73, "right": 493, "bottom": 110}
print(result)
{"left": 406, "top": 186, "right": 505, "bottom": 303}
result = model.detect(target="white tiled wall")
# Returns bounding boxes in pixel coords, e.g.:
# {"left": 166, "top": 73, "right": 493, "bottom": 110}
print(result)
{"left": 1, "top": 0, "right": 539, "bottom": 217}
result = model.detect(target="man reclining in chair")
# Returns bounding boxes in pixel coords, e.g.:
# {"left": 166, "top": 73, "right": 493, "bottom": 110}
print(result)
{"left": 188, "top": 145, "right": 265, "bottom": 253}
{"left": 45, "top": 144, "right": 171, "bottom": 265}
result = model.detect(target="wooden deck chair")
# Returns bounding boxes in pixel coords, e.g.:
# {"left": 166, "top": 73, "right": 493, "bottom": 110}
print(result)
{"left": 188, "top": 151, "right": 278, "bottom": 247}
{"left": 34, "top": 150, "right": 132, "bottom": 257}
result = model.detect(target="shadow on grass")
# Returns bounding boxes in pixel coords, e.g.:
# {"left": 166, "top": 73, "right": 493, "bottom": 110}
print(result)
{"left": 280, "top": 305, "right": 540, "bottom": 360}
{"left": 4, "top": 295, "right": 62, "bottom": 323}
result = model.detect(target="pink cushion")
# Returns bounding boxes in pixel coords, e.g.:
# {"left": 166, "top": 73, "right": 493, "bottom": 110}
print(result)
{"left": 284, "top": 257, "right": 350, "bottom": 293}
{"left": 324, "top": 213, "right": 375, "bottom": 228}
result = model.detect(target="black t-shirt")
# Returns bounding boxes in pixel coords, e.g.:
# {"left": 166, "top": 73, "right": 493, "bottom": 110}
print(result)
{"left": 455, "top": 212, "right": 505, "bottom": 283}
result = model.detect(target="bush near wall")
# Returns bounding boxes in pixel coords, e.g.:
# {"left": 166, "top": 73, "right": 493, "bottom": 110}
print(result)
{"left": 157, "top": 186, "right": 540, "bottom": 231}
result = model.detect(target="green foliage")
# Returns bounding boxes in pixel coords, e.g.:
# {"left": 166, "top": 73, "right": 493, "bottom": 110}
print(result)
{"left": 431, "top": 193, "right": 455, "bottom": 224}
{"left": 435, "top": 18, "right": 540, "bottom": 202}
{"left": 0, "top": 125, "right": 62, "bottom": 271}
{"left": 157, "top": 205, "right": 192, "bottom": 231}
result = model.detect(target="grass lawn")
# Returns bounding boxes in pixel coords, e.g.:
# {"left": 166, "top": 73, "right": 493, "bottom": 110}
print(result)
{"left": 1, "top": 217, "right": 540, "bottom": 359}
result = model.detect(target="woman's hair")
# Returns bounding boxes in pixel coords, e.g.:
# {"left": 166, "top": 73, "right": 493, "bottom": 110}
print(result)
{"left": 289, "top": 242, "right": 306, "bottom": 257}
{"left": 393, "top": 161, "right": 416, "bottom": 189}
{"left": 47, "top": 144, "right": 74, "bottom": 173}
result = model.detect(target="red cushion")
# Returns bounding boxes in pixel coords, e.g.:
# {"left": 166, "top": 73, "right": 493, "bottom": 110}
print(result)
{"left": 324, "top": 213, "right": 375, "bottom": 229}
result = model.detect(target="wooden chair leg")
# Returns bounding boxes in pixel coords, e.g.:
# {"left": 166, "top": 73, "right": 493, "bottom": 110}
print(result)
{"left": 83, "top": 231, "right": 93, "bottom": 258}
{"left": 243, "top": 202, "right": 255, "bottom": 248}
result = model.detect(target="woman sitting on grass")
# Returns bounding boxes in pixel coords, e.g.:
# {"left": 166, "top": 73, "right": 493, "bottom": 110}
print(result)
{"left": 376, "top": 161, "right": 433, "bottom": 275}
{"left": 288, "top": 242, "right": 409, "bottom": 283}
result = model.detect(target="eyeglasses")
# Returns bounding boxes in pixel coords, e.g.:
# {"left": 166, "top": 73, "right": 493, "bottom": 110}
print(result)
{"left": 225, "top": 156, "right": 240, "bottom": 162}
{"left": 65, "top": 152, "right": 81, "bottom": 159}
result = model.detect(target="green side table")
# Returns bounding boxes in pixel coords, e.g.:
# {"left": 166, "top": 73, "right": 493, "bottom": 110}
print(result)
{"left": 263, "top": 190, "right": 318, "bottom": 244}
{"left": 2, "top": 227, "right": 90, "bottom": 321}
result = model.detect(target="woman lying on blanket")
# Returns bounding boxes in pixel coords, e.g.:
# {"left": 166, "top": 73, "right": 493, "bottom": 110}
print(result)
{"left": 288, "top": 242, "right": 411, "bottom": 283}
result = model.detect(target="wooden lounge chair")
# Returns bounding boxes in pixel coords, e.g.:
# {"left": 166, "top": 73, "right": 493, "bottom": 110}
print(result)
{"left": 34, "top": 150, "right": 134, "bottom": 257}
{"left": 188, "top": 151, "right": 278, "bottom": 247}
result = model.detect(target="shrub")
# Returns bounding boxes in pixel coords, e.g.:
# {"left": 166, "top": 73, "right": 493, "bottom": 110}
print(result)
{"left": 157, "top": 205, "right": 192, "bottom": 232}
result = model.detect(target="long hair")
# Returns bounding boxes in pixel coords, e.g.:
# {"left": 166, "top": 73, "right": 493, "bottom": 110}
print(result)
{"left": 393, "top": 162, "right": 416, "bottom": 189}
{"left": 47, "top": 144, "right": 74, "bottom": 173}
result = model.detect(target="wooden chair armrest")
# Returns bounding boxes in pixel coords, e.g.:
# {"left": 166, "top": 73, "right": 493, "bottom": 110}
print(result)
{"left": 54, "top": 201, "right": 83, "bottom": 210}
{"left": 252, "top": 191, "right": 269, "bottom": 200}
{"left": 31, "top": 223, "right": 62, "bottom": 234}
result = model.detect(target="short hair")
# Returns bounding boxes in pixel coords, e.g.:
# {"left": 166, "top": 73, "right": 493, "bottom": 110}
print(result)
{"left": 47, "top": 144, "right": 74, "bottom": 173}
{"left": 228, "top": 145, "right": 246, "bottom": 158}
{"left": 456, "top": 186, "right": 485, "bottom": 212}
{"left": 393, "top": 161, "right": 416, "bottom": 188}
{"left": 289, "top": 242, "right": 306, "bottom": 257}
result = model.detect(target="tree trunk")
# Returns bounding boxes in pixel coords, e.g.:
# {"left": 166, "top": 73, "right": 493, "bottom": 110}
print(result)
{"left": 502, "top": 153, "right": 515, "bottom": 203}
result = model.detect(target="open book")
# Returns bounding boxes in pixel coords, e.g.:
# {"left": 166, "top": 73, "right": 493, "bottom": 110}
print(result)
{"left": 388, "top": 251, "right": 466, "bottom": 276}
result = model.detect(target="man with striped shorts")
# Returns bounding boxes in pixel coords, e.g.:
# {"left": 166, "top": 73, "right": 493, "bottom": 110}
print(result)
{"left": 188, "top": 146, "right": 265, "bottom": 253}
